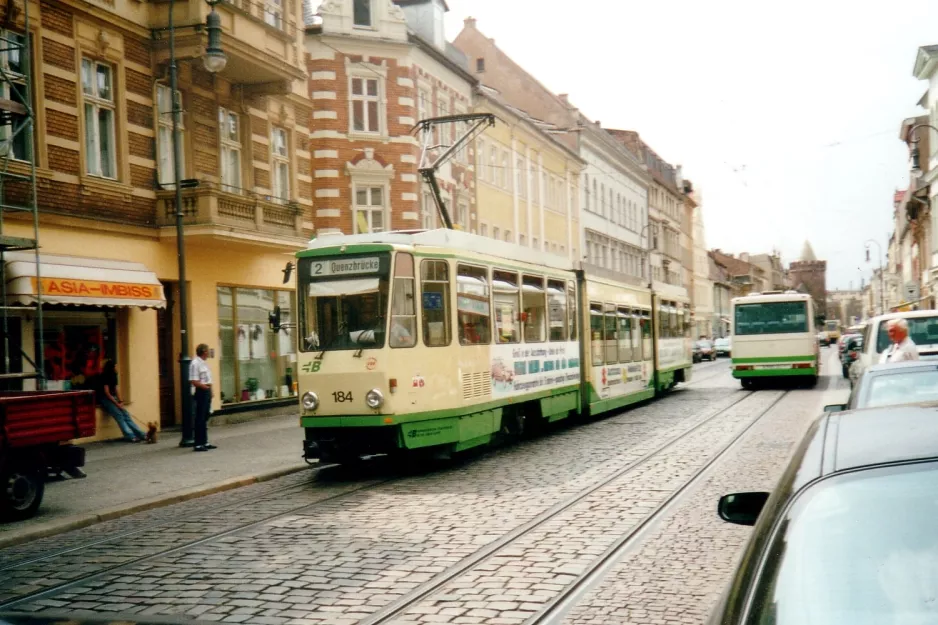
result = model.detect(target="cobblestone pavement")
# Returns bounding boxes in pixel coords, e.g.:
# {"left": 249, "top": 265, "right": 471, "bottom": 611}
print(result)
{"left": 0, "top": 357, "right": 833, "bottom": 625}
{"left": 562, "top": 350, "right": 847, "bottom": 625}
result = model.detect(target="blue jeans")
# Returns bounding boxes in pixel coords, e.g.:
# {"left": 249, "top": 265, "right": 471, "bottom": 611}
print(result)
{"left": 100, "top": 398, "right": 145, "bottom": 441}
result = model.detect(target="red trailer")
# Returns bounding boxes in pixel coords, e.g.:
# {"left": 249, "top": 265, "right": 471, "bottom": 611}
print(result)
{"left": 0, "top": 390, "right": 96, "bottom": 521}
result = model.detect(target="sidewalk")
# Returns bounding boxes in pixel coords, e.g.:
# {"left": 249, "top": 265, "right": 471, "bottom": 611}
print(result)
{"left": 0, "top": 413, "right": 310, "bottom": 548}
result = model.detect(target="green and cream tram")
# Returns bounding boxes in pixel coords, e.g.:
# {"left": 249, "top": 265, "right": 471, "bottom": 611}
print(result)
{"left": 287, "top": 229, "right": 692, "bottom": 463}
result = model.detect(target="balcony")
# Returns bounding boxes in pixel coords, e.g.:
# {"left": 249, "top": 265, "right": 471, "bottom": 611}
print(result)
{"left": 156, "top": 185, "right": 307, "bottom": 246}
{"left": 150, "top": 0, "right": 306, "bottom": 93}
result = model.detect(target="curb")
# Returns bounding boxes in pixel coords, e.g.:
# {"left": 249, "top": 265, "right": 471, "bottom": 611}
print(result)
{"left": 0, "top": 464, "right": 310, "bottom": 550}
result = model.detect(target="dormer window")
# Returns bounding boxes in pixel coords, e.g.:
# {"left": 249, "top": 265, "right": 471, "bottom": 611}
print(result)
{"left": 353, "top": 0, "right": 372, "bottom": 27}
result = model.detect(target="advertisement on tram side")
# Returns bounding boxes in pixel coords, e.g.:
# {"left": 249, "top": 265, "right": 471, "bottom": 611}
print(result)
{"left": 490, "top": 341, "right": 580, "bottom": 399}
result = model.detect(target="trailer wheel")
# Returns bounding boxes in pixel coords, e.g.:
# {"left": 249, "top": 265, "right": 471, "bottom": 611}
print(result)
{"left": 1, "top": 467, "right": 44, "bottom": 521}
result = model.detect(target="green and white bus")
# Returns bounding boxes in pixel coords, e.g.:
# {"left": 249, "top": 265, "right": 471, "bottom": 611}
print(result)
{"left": 731, "top": 291, "right": 819, "bottom": 389}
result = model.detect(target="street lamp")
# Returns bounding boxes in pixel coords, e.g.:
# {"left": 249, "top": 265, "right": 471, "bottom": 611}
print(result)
{"left": 165, "top": 0, "right": 227, "bottom": 446}
{"left": 864, "top": 239, "right": 884, "bottom": 315}
{"left": 906, "top": 123, "right": 938, "bottom": 178}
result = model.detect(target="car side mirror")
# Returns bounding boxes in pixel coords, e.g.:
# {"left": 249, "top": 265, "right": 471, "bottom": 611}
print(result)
{"left": 268, "top": 305, "right": 282, "bottom": 332}
{"left": 823, "top": 403, "right": 847, "bottom": 413}
{"left": 718, "top": 492, "right": 769, "bottom": 526}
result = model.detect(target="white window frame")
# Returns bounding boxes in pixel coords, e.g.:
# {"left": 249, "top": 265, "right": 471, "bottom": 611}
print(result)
{"left": 218, "top": 106, "right": 242, "bottom": 193}
{"left": 516, "top": 157, "right": 525, "bottom": 198}
{"left": 0, "top": 30, "right": 30, "bottom": 162}
{"left": 156, "top": 84, "right": 184, "bottom": 187}
{"left": 353, "top": 0, "right": 373, "bottom": 27}
{"left": 421, "top": 191, "right": 436, "bottom": 229}
{"left": 264, "top": 0, "right": 283, "bottom": 29}
{"left": 82, "top": 57, "right": 117, "bottom": 179}
{"left": 271, "top": 126, "right": 290, "bottom": 204}
{"left": 353, "top": 183, "right": 387, "bottom": 233}
{"left": 349, "top": 75, "right": 383, "bottom": 135}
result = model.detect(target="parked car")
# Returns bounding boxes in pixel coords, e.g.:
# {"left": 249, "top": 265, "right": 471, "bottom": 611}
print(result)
{"left": 695, "top": 339, "right": 716, "bottom": 362}
{"left": 817, "top": 331, "right": 829, "bottom": 347}
{"left": 850, "top": 310, "right": 938, "bottom": 384}
{"left": 827, "top": 361, "right": 938, "bottom": 412}
{"left": 714, "top": 337, "right": 732, "bottom": 357}
{"left": 841, "top": 334, "right": 862, "bottom": 379}
{"left": 708, "top": 403, "right": 938, "bottom": 625}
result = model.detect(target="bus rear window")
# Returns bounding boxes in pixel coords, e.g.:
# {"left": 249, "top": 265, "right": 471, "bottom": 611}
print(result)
{"left": 735, "top": 301, "right": 808, "bottom": 335}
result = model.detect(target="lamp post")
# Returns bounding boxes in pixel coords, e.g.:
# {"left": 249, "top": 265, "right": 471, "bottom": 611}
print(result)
{"left": 864, "top": 239, "right": 884, "bottom": 315}
{"left": 166, "top": 0, "right": 227, "bottom": 446}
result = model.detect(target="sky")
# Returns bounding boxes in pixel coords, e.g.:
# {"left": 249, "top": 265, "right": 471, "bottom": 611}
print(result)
{"left": 434, "top": 0, "right": 938, "bottom": 290}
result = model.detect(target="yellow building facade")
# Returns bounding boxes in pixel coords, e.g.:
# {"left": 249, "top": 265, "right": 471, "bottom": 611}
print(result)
{"left": 472, "top": 89, "right": 583, "bottom": 259}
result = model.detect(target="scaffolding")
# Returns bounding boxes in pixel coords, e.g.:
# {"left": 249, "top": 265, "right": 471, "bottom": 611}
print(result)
{"left": 0, "top": 0, "right": 43, "bottom": 389}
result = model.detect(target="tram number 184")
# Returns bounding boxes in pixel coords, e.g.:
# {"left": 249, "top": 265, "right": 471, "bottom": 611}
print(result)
{"left": 332, "top": 391, "right": 353, "bottom": 403}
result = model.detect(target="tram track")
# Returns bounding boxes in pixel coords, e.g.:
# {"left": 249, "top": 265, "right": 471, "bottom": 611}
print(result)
{"left": 358, "top": 388, "right": 780, "bottom": 625}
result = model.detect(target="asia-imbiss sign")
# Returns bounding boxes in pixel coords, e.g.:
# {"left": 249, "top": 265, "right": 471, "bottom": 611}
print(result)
{"left": 31, "top": 277, "right": 162, "bottom": 300}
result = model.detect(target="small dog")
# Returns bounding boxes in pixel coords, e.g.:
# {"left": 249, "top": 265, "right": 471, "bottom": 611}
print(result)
{"left": 145, "top": 422, "right": 158, "bottom": 444}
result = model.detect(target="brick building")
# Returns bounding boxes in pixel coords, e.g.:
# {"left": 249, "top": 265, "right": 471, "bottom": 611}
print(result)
{"left": 0, "top": 0, "right": 312, "bottom": 440}
{"left": 789, "top": 241, "right": 827, "bottom": 322}
{"left": 305, "top": 0, "right": 476, "bottom": 235}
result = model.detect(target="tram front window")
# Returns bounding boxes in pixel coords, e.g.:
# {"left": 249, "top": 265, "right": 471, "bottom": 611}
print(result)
{"left": 299, "top": 255, "right": 391, "bottom": 352}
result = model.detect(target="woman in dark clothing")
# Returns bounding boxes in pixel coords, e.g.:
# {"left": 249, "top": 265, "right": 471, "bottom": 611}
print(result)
{"left": 99, "top": 360, "right": 145, "bottom": 442}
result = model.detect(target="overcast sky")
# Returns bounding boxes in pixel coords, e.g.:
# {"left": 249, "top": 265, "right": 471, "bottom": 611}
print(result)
{"left": 437, "top": 0, "right": 938, "bottom": 290}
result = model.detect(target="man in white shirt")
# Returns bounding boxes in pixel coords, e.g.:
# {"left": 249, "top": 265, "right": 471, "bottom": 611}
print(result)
{"left": 189, "top": 343, "right": 215, "bottom": 452}
{"left": 879, "top": 318, "right": 920, "bottom": 364}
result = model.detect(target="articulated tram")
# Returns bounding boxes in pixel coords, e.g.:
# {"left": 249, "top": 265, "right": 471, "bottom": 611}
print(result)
{"left": 288, "top": 229, "right": 692, "bottom": 464}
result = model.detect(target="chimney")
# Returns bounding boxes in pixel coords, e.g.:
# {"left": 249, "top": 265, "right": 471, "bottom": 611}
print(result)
{"left": 464, "top": 16, "right": 476, "bottom": 28}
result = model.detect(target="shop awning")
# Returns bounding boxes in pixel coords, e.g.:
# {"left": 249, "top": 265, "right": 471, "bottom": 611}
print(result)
{"left": 4, "top": 252, "right": 166, "bottom": 309}
{"left": 308, "top": 277, "right": 379, "bottom": 297}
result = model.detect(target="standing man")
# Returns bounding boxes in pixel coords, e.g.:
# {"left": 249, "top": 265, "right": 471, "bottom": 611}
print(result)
{"left": 879, "top": 318, "right": 920, "bottom": 364}
{"left": 189, "top": 343, "right": 216, "bottom": 452}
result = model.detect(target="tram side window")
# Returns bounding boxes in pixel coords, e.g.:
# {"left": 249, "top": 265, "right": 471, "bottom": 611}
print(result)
{"left": 456, "top": 264, "right": 491, "bottom": 345}
{"left": 605, "top": 304, "right": 618, "bottom": 364}
{"left": 523, "top": 275, "right": 546, "bottom": 343}
{"left": 590, "top": 303, "right": 603, "bottom": 366}
{"left": 493, "top": 270, "right": 521, "bottom": 343}
{"left": 659, "top": 302, "right": 670, "bottom": 339}
{"left": 548, "top": 280, "right": 567, "bottom": 342}
{"left": 421, "top": 259, "right": 451, "bottom": 347}
{"left": 670, "top": 304, "right": 678, "bottom": 339}
{"left": 632, "top": 309, "right": 642, "bottom": 362}
{"left": 390, "top": 253, "right": 417, "bottom": 348}
{"left": 641, "top": 309, "right": 652, "bottom": 357}
{"left": 567, "top": 282, "right": 577, "bottom": 341}
{"left": 683, "top": 304, "right": 692, "bottom": 338}
{"left": 617, "top": 307, "right": 632, "bottom": 363}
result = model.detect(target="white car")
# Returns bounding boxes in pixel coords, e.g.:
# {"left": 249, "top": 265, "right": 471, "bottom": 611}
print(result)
{"left": 849, "top": 310, "right": 938, "bottom": 383}
{"left": 714, "top": 337, "right": 731, "bottom": 356}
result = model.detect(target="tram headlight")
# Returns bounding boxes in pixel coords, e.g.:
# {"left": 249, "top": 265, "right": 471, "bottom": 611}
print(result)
{"left": 365, "top": 388, "right": 384, "bottom": 409}
{"left": 302, "top": 391, "right": 320, "bottom": 411}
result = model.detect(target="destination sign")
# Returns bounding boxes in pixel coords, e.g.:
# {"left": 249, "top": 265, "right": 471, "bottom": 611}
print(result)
{"left": 311, "top": 257, "right": 381, "bottom": 277}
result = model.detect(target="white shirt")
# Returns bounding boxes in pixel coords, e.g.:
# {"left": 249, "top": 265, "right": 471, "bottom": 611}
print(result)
{"left": 879, "top": 337, "right": 920, "bottom": 364}
{"left": 189, "top": 355, "right": 212, "bottom": 394}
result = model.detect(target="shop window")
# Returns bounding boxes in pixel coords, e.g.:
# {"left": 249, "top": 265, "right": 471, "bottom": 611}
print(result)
{"left": 457, "top": 264, "right": 491, "bottom": 345}
{"left": 547, "top": 280, "right": 566, "bottom": 342}
{"left": 522, "top": 275, "right": 546, "bottom": 343}
{"left": 567, "top": 282, "right": 577, "bottom": 341}
{"left": 40, "top": 310, "right": 116, "bottom": 391}
{"left": 390, "top": 253, "right": 416, "bottom": 348}
{"left": 421, "top": 259, "right": 450, "bottom": 347}
{"left": 617, "top": 307, "right": 632, "bottom": 363}
{"left": 493, "top": 270, "right": 520, "bottom": 344}
{"left": 590, "top": 303, "right": 603, "bottom": 366}
{"left": 217, "top": 287, "right": 296, "bottom": 405}
{"left": 604, "top": 304, "right": 617, "bottom": 364}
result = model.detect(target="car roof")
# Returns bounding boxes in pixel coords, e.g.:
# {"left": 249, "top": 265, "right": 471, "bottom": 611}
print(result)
{"left": 799, "top": 405, "right": 938, "bottom": 488}
{"left": 868, "top": 309, "right": 938, "bottom": 324}
{"left": 865, "top": 361, "right": 938, "bottom": 374}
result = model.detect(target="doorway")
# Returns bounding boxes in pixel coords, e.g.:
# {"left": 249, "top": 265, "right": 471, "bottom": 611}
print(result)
{"left": 157, "top": 282, "right": 176, "bottom": 427}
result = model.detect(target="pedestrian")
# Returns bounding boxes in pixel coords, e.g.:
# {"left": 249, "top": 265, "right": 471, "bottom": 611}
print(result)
{"left": 879, "top": 318, "right": 920, "bottom": 364}
{"left": 189, "top": 343, "right": 216, "bottom": 452}
{"left": 98, "top": 360, "right": 146, "bottom": 443}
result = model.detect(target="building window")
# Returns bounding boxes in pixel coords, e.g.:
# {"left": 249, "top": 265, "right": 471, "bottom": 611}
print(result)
{"left": 489, "top": 145, "right": 497, "bottom": 185}
{"left": 480, "top": 223, "right": 488, "bottom": 237}
{"left": 350, "top": 77, "right": 380, "bottom": 133}
{"left": 456, "top": 199, "right": 469, "bottom": 230}
{"left": 81, "top": 58, "right": 117, "bottom": 179}
{"left": 218, "top": 107, "right": 242, "bottom": 193}
{"left": 271, "top": 127, "right": 290, "bottom": 203}
{"left": 0, "top": 30, "right": 31, "bottom": 162}
{"left": 156, "top": 84, "right": 183, "bottom": 187}
{"left": 418, "top": 88, "right": 430, "bottom": 122}
{"left": 504, "top": 229, "right": 512, "bottom": 243}
{"left": 476, "top": 57, "right": 485, "bottom": 72}
{"left": 584, "top": 174, "right": 590, "bottom": 211}
{"left": 532, "top": 237, "right": 538, "bottom": 250}
{"left": 354, "top": 185, "right": 386, "bottom": 233}
{"left": 421, "top": 192, "right": 436, "bottom": 229}
{"left": 217, "top": 288, "right": 296, "bottom": 405}
{"left": 493, "top": 226, "right": 500, "bottom": 240}
{"left": 600, "top": 183, "right": 606, "bottom": 217}
{"left": 353, "top": 0, "right": 372, "bottom": 27}
{"left": 264, "top": 0, "right": 283, "bottom": 29}
{"left": 519, "top": 234, "right": 526, "bottom": 246}
{"left": 516, "top": 157, "right": 525, "bottom": 198}
{"left": 501, "top": 150, "right": 510, "bottom": 190}
{"left": 530, "top": 165, "right": 539, "bottom": 204}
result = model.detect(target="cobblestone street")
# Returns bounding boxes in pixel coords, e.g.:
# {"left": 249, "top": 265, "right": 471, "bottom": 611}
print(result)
{"left": 0, "top": 352, "right": 848, "bottom": 625}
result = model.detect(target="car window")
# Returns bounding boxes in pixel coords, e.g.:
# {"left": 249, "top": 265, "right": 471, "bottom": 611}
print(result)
{"left": 875, "top": 316, "right": 938, "bottom": 354}
{"left": 748, "top": 462, "right": 938, "bottom": 625}
{"left": 859, "top": 368, "right": 938, "bottom": 409}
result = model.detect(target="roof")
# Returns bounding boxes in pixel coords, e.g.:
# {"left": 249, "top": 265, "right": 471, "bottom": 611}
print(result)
{"left": 827, "top": 405, "right": 938, "bottom": 474}
{"left": 913, "top": 44, "right": 938, "bottom": 79}
{"left": 394, "top": 0, "right": 449, "bottom": 10}
{"left": 800, "top": 241, "right": 817, "bottom": 262}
